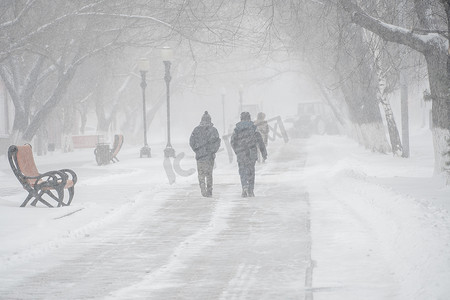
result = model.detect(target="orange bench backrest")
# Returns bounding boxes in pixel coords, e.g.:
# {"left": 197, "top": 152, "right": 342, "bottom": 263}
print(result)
{"left": 16, "top": 145, "right": 40, "bottom": 178}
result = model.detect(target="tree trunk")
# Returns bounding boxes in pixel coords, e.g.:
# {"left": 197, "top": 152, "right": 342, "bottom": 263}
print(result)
{"left": 425, "top": 52, "right": 450, "bottom": 172}
{"left": 336, "top": 23, "right": 390, "bottom": 152}
{"left": 22, "top": 65, "right": 77, "bottom": 142}
{"left": 400, "top": 76, "right": 410, "bottom": 158}
{"left": 11, "top": 108, "right": 28, "bottom": 135}
{"left": 379, "top": 90, "right": 403, "bottom": 156}
{"left": 95, "top": 96, "right": 112, "bottom": 133}
{"left": 79, "top": 106, "right": 88, "bottom": 135}
{"left": 445, "top": 0, "right": 450, "bottom": 132}
{"left": 369, "top": 32, "right": 403, "bottom": 156}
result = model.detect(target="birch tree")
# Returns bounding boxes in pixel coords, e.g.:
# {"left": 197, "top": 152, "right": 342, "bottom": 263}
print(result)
{"left": 364, "top": 30, "right": 403, "bottom": 156}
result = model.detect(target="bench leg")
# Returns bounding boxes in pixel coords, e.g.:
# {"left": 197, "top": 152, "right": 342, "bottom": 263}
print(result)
{"left": 39, "top": 198, "right": 54, "bottom": 208}
{"left": 20, "top": 187, "right": 73, "bottom": 208}
{"left": 66, "top": 187, "right": 75, "bottom": 206}
{"left": 44, "top": 188, "right": 64, "bottom": 207}
{"left": 55, "top": 188, "right": 65, "bottom": 207}
{"left": 20, "top": 194, "right": 33, "bottom": 207}
{"left": 31, "top": 191, "right": 53, "bottom": 207}
{"left": 30, "top": 191, "right": 43, "bottom": 206}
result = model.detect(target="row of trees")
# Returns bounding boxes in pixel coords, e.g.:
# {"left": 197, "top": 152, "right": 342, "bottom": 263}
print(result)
{"left": 340, "top": 0, "right": 450, "bottom": 173}
{"left": 0, "top": 0, "right": 239, "bottom": 143}
{"left": 266, "top": 0, "right": 448, "bottom": 173}
{"left": 1, "top": 0, "right": 449, "bottom": 175}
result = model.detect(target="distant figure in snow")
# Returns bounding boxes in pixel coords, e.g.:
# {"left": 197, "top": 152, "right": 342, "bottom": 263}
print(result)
{"left": 189, "top": 111, "right": 221, "bottom": 197}
{"left": 231, "top": 111, "right": 267, "bottom": 197}
{"left": 254, "top": 112, "right": 269, "bottom": 162}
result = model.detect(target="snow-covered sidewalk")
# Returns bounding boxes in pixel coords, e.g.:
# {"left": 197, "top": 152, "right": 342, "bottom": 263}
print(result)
{"left": 0, "top": 129, "right": 449, "bottom": 299}
{"left": 0, "top": 140, "right": 310, "bottom": 299}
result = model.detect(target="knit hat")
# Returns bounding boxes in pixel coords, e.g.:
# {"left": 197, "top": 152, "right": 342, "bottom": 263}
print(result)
{"left": 240, "top": 111, "right": 251, "bottom": 121}
{"left": 201, "top": 111, "right": 211, "bottom": 123}
{"left": 257, "top": 112, "right": 266, "bottom": 120}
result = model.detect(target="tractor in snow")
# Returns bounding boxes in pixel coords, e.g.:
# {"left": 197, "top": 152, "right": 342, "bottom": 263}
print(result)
{"left": 286, "top": 101, "right": 338, "bottom": 138}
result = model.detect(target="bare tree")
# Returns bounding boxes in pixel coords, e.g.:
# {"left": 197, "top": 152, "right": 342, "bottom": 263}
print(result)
{"left": 1, "top": 0, "right": 274, "bottom": 144}
{"left": 364, "top": 30, "right": 403, "bottom": 156}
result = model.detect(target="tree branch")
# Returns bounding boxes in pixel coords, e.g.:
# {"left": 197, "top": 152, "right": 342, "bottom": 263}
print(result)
{"left": 339, "top": 0, "right": 439, "bottom": 54}
{"left": 0, "top": 0, "right": 37, "bottom": 29}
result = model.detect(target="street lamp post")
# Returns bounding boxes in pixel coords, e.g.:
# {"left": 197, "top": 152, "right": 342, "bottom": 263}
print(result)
{"left": 239, "top": 84, "right": 243, "bottom": 114}
{"left": 162, "top": 46, "right": 175, "bottom": 158}
{"left": 221, "top": 88, "right": 226, "bottom": 135}
{"left": 138, "top": 58, "right": 151, "bottom": 158}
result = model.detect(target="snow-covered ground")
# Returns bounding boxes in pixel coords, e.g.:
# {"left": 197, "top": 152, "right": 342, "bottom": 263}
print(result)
{"left": 304, "top": 129, "right": 450, "bottom": 299}
{"left": 0, "top": 128, "right": 449, "bottom": 299}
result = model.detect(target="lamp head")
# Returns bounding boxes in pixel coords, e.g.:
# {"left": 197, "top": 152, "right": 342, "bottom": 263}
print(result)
{"left": 138, "top": 58, "right": 150, "bottom": 72}
{"left": 161, "top": 46, "right": 174, "bottom": 62}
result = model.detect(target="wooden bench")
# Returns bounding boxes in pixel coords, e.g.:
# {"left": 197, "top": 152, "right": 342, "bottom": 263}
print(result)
{"left": 8, "top": 144, "right": 78, "bottom": 207}
{"left": 72, "top": 135, "right": 100, "bottom": 148}
{"left": 94, "top": 134, "right": 124, "bottom": 165}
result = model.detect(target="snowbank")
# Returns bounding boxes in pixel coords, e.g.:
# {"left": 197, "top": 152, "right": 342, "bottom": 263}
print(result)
{"left": 304, "top": 130, "right": 450, "bottom": 299}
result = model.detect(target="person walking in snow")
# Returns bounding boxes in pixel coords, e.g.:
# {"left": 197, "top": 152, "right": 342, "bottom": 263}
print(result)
{"left": 190, "top": 111, "right": 221, "bottom": 197}
{"left": 231, "top": 111, "right": 267, "bottom": 197}
{"left": 254, "top": 112, "right": 269, "bottom": 162}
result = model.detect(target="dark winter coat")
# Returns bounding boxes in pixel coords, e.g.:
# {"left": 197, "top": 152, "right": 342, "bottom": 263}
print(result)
{"left": 189, "top": 121, "right": 221, "bottom": 161}
{"left": 231, "top": 121, "right": 267, "bottom": 163}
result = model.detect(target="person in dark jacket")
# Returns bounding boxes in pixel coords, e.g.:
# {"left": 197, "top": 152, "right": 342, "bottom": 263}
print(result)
{"left": 189, "top": 111, "right": 221, "bottom": 197}
{"left": 231, "top": 111, "right": 267, "bottom": 197}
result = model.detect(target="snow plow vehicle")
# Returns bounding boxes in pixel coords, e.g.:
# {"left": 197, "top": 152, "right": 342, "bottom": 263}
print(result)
{"left": 286, "top": 101, "right": 338, "bottom": 138}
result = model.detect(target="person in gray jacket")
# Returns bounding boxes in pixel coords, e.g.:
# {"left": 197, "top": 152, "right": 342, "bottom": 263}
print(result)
{"left": 231, "top": 111, "right": 267, "bottom": 197}
{"left": 189, "top": 111, "right": 221, "bottom": 197}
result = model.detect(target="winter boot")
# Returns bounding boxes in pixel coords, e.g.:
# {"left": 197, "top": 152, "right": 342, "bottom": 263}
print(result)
{"left": 205, "top": 185, "right": 213, "bottom": 198}
{"left": 200, "top": 183, "right": 207, "bottom": 197}
{"left": 241, "top": 187, "right": 249, "bottom": 198}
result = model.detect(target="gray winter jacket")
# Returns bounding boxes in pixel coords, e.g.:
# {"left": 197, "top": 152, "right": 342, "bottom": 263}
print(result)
{"left": 189, "top": 121, "right": 221, "bottom": 161}
{"left": 230, "top": 121, "right": 267, "bottom": 163}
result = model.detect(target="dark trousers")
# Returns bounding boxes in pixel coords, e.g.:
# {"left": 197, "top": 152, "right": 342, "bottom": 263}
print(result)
{"left": 197, "top": 159, "right": 214, "bottom": 196}
{"left": 238, "top": 161, "right": 255, "bottom": 193}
